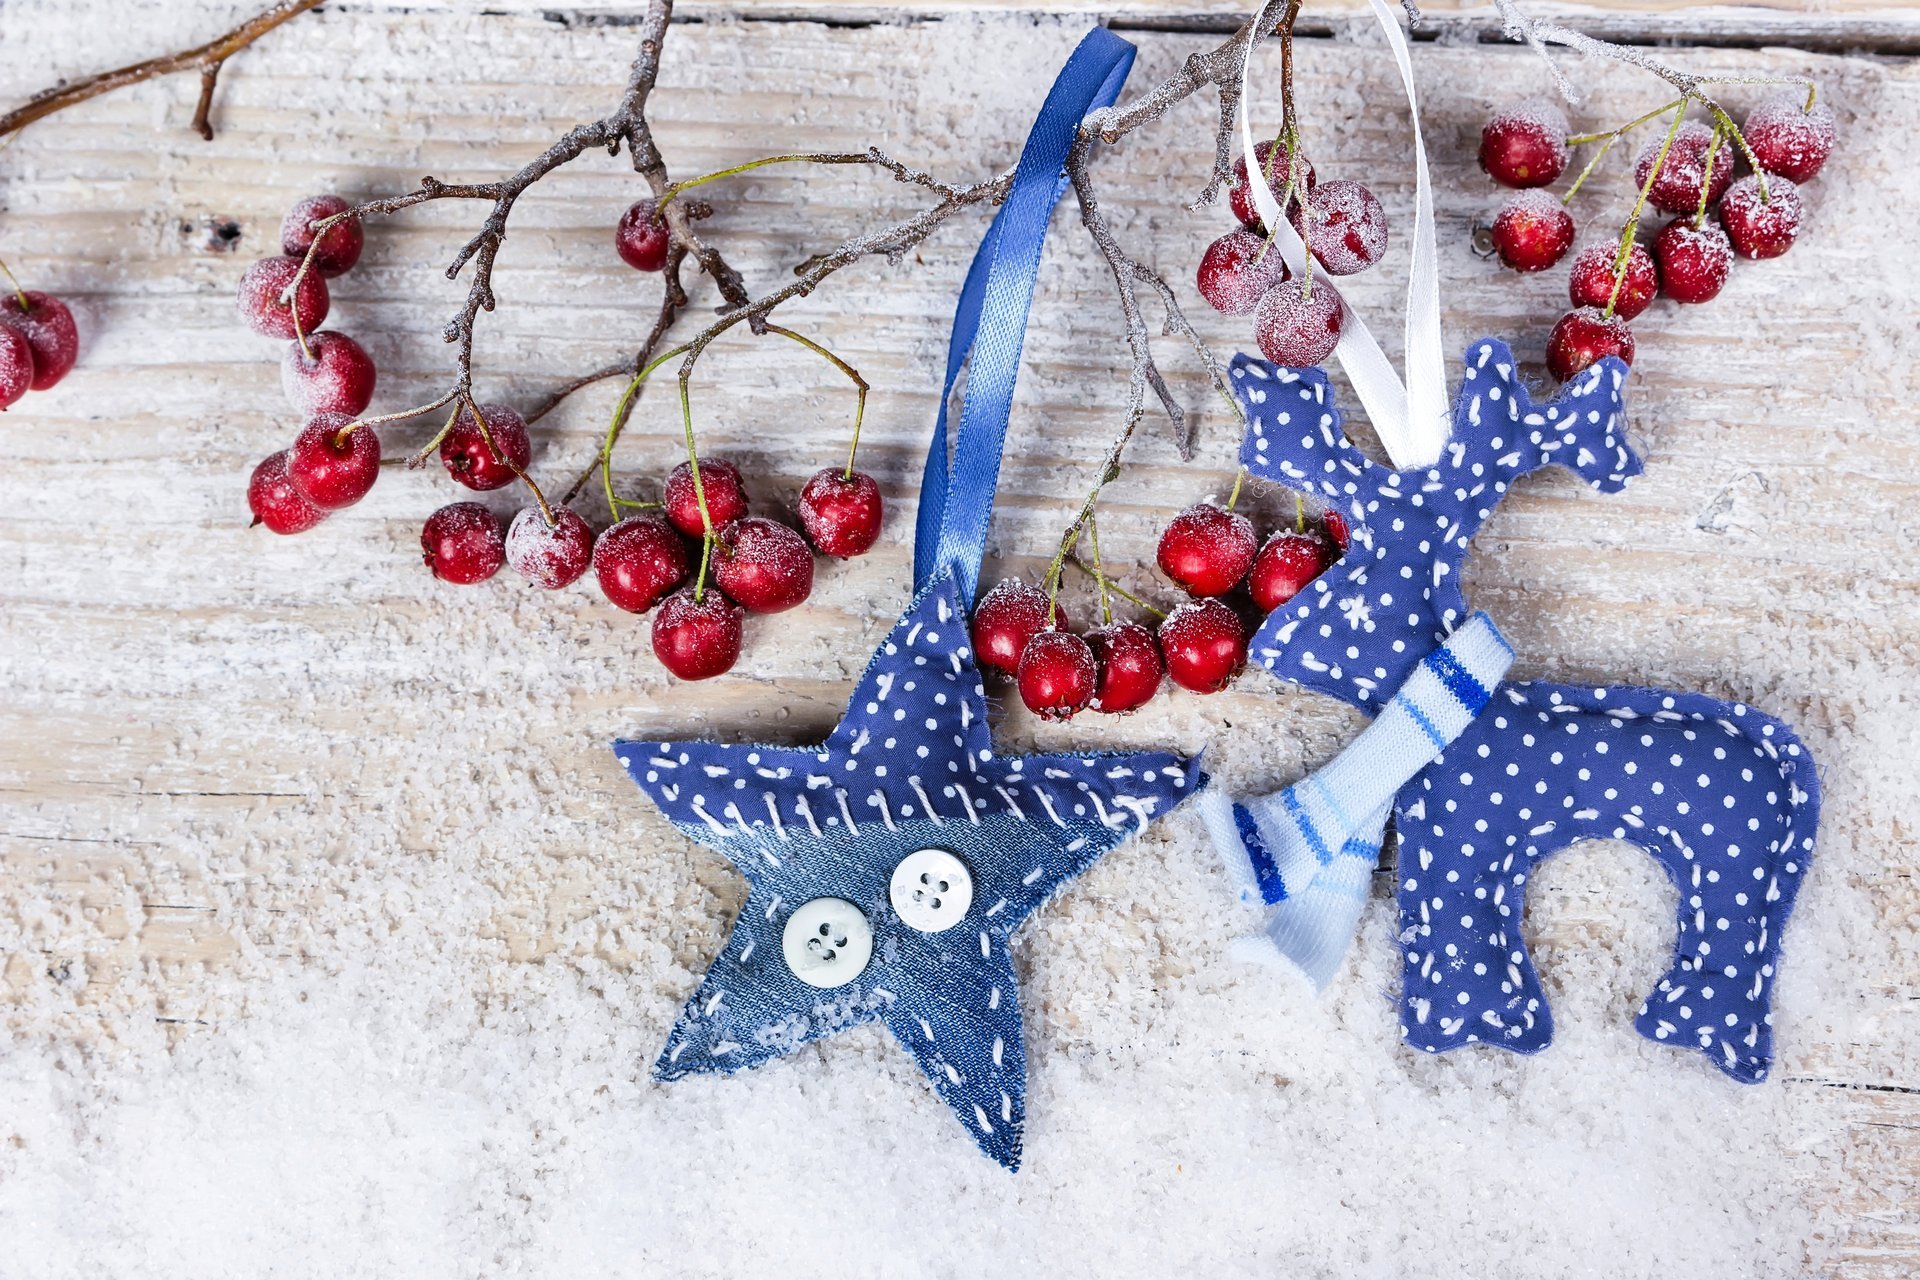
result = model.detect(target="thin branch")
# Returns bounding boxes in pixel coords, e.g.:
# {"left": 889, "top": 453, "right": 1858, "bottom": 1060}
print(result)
{"left": 0, "top": 0, "right": 324, "bottom": 140}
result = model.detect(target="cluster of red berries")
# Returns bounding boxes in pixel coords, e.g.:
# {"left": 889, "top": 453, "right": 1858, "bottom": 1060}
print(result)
{"left": 971, "top": 500, "right": 1347, "bottom": 721}
{"left": 245, "top": 193, "right": 885, "bottom": 682}
{"left": 0, "top": 271, "right": 79, "bottom": 410}
{"left": 1480, "top": 92, "right": 1837, "bottom": 382}
{"left": 1194, "top": 140, "right": 1389, "bottom": 368}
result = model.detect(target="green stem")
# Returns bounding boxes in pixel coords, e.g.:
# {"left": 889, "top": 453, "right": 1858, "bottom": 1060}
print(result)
{"left": 765, "top": 324, "right": 869, "bottom": 479}
{"left": 1692, "top": 122, "right": 1725, "bottom": 229}
{"left": 1088, "top": 513, "right": 1111, "bottom": 627}
{"left": 679, "top": 375, "right": 716, "bottom": 602}
{"left": 1606, "top": 105, "right": 1687, "bottom": 320}
{"left": 0, "top": 254, "right": 29, "bottom": 312}
{"left": 591, "top": 342, "right": 691, "bottom": 517}
{"left": 659, "top": 153, "right": 864, "bottom": 205}
{"left": 1225, "top": 467, "right": 1248, "bottom": 512}
{"left": 1068, "top": 556, "right": 1166, "bottom": 621}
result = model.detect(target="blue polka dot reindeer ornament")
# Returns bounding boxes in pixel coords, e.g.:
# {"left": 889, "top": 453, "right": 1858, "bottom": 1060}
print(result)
{"left": 615, "top": 30, "right": 1204, "bottom": 1171}
{"left": 1197, "top": 0, "right": 1821, "bottom": 1083}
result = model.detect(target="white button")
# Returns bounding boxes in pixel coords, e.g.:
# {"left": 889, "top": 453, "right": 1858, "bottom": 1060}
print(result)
{"left": 889, "top": 848, "right": 974, "bottom": 933}
{"left": 781, "top": 898, "right": 873, "bottom": 989}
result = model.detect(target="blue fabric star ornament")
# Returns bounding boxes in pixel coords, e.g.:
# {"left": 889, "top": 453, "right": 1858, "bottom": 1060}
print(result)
{"left": 617, "top": 571, "right": 1199, "bottom": 1168}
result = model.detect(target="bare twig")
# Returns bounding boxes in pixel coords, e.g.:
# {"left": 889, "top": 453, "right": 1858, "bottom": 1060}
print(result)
{"left": 0, "top": 0, "right": 323, "bottom": 141}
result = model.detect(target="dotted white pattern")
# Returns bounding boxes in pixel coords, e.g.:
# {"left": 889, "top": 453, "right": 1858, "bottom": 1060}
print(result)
{"left": 1230, "top": 339, "right": 1822, "bottom": 1082}
{"left": 616, "top": 569, "right": 1204, "bottom": 1169}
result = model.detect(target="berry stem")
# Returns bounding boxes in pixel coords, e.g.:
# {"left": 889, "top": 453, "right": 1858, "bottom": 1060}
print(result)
{"left": 1068, "top": 555, "right": 1166, "bottom": 621}
{"left": 1088, "top": 513, "right": 1111, "bottom": 627}
{"left": 291, "top": 289, "right": 316, "bottom": 364}
{"left": 764, "top": 324, "right": 869, "bottom": 480}
{"left": 0, "top": 254, "right": 29, "bottom": 312}
{"left": 1225, "top": 466, "right": 1247, "bottom": 512}
{"left": 1608, "top": 103, "right": 1687, "bottom": 313}
{"left": 405, "top": 397, "right": 467, "bottom": 466}
{"left": 678, "top": 373, "right": 717, "bottom": 602}
{"left": 1561, "top": 97, "right": 1683, "bottom": 204}
{"left": 1294, "top": 491, "right": 1305, "bottom": 533}
{"left": 1692, "top": 121, "right": 1725, "bottom": 229}
{"left": 576, "top": 339, "right": 692, "bottom": 511}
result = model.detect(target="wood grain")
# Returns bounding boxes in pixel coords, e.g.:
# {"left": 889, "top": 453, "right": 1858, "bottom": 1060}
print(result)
{"left": 0, "top": 3, "right": 1914, "bottom": 1273}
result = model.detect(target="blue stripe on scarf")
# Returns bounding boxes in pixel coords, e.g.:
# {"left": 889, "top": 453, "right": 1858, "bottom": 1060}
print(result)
{"left": 1424, "top": 644, "right": 1490, "bottom": 714}
{"left": 1281, "top": 787, "right": 1336, "bottom": 866}
{"left": 1232, "top": 802, "right": 1288, "bottom": 902}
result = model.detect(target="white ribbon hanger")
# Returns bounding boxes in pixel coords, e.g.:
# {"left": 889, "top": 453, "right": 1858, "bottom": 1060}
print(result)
{"left": 1236, "top": 0, "right": 1450, "bottom": 469}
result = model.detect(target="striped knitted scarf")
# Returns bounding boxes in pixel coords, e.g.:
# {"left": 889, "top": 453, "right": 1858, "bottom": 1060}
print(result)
{"left": 1198, "top": 611, "right": 1514, "bottom": 989}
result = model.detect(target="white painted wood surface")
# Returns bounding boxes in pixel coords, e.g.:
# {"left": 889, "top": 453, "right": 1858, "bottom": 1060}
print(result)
{"left": 0, "top": 3, "right": 1915, "bottom": 1275}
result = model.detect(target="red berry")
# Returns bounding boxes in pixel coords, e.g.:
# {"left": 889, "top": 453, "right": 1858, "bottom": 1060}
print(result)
{"left": 1196, "top": 228, "right": 1290, "bottom": 316}
{"left": 505, "top": 506, "right": 595, "bottom": 589}
{"left": 1291, "top": 180, "right": 1388, "bottom": 276}
{"left": 1718, "top": 174, "right": 1803, "bottom": 260}
{"left": 1157, "top": 502, "right": 1257, "bottom": 597}
{"left": 0, "top": 324, "right": 32, "bottom": 410}
{"left": 1478, "top": 99, "right": 1570, "bottom": 189}
{"left": 1654, "top": 218, "right": 1732, "bottom": 304}
{"left": 1230, "top": 139, "right": 1315, "bottom": 229}
{"left": 1321, "top": 509, "right": 1350, "bottom": 553}
{"left": 1633, "top": 121, "right": 1735, "bottom": 215}
{"left": 1254, "top": 277, "right": 1344, "bottom": 367}
{"left": 798, "top": 467, "right": 883, "bottom": 558}
{"left": 246, "top": 450, "right": 328, "bottom": 535}
{"left": 1246, "top": 530, "right": 1331, "bottom": 612}
{"left": 439, "top": 402, "right": 530, "bottom": 492}
{"left": 1546, "top": 308, "right": 1635, "bottom": 382}
{"left": 280, "top": 194, "right": 363, "bottom": 278}
{"left": 1016, "top": 629, "right": 1097, "bottom": 721}
{"left": 287, "top": 412, "right": 380, "bottom": 509}
{"left": 616, "top": 199, "right": 671, "bottom": 272}
{"left": 712, "top": 516, "right": 814, "bottom": 614}
{"left": 1158, "top": 598, "right": 1247, "bottom": 694}
{"left": 0, "top": 291, "right": 78, "bottom": 390}
{"left": 281, "top": 331, "right": 376, "bottom": 417}
{"left": 664, "top": 457, "right": 750, "bottom": 538}
{"left": 970, "top": 579, "right": 1069, "bottom": 676}
{"left": 652, "top": 588, "right": 744, "bottom": 680}
{"left": 422, "top": 502, "right": 506, "bottom": 585}
{"left": 237, "top": 256, "right": 329, "bottom": 340}
{"left": 1743, "top": 93, "right": 1836, "bottom": 184}
{"left": 1088, "top": 622, "right": 1164, "bottom": 714}
{"left": 1567, "top": 242, "right": 1659, "bottom": 321}
{"left": 593, "top": 514, "right": 689, "bottom": 612}
{"left": 1490, "top": 190, "right": 1575, "bottom": 272}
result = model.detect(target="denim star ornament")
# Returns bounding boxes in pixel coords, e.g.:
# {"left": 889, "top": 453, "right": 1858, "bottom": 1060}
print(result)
{"left": 614, "top": 29, "right": 1201, "bottom": 1169}
{"left": 619, "top": 571, "right": 1198, "bottom": 1168}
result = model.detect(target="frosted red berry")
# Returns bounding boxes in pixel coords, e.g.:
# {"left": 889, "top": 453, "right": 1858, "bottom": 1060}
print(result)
{"left": 421, "top": 502, "right": 506, "bottom": 584}
{"left": 0, "top": 324, "right": 32, "bottom": 410}
{"left": 1157, "top": 502, "right": 1257, "bottom": 597}
{"left": 1718, "top": 175, "right": 1803, "bottom": 260}
{"left": 1196, "top": 228, "right": 1290, "bottom": 316}
{"left": 1478, "top": 99, "right": 1570, "bottom": 189}
{"left": 798, "top": 467, "right": 883, "bottom": 558}
{"left": 1246, "top": 530, "right": 1331, "bottom": 613}
{"left": 1546, "top": 308, "right": 1635, "bottom": 382}
{"left": 1230, "top": 139, "right": 1315, "bottom": 229}
{"left": 280, "top": 194, "right": 363, "bottom": 278}
{"left": 1158, "top": 598, "right": 1247, "bottom": 694}
{"left": 238, "top": 256, "right": 329, "bottom": 340}
{"left": 1292, "top": 179, "right": 1388, "bottom": 276}
{"left": 1567, "top": 242, "right": 1659, "bottom": 320}
{"left": 652, "top": 588, "right": 744, "bottom": 680}
{"left": 616, "top": 199, "right": 671, "bottom": 272}
{"left": 505, "top": 506, "right": 595, "bottom": 589}
{"left": 1321, "top": 509, "right": 1350, "bottom": 553}
{"left": 664, "top": 457, "right": 750, "bottom": 538}
{"left": 971, "top": 579, "right": 1069, "bottom": 676}
{"left": 246, "top": 450, "right": 328, "bottom": 535}
{"left": 1654, "top": 218, "right": 1732, "bottom": 304}
{"left": 1017, "top": 629, "right": 1097, "bottom": 722}
{"left": 288, "top": 412, "right": 380, "bottom": 509}
{"left": 282, "top": 330, "right": 377, "bottom": 417}
{"left": 593, "top": 514, "right": 688, "bottom": 612}
{"left": 1490, "top": 190, "right": 1574, "bottom": 272}
{"left": 712, "top": 516, "right": 814, "bottom": 614}
{"left": 1633, "top": 121, "right": 1735, "bottom": 215}
{"left": 0, "top": 291, "right": 77, "bottom": 390}
{"left": 1254, "top": 277, "right": 1344, "bottom": 367}
{"left": 1089, "top": 622, "right": 1164, "bottom": 714}
{"left": 1743, "top": 93, "right": 1836, "bottom": 184}
{"left": 439, "top": 402, "right": 530, "bottom": 492}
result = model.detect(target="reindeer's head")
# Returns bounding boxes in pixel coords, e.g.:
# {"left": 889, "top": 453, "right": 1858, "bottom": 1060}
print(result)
{"left": 1230, "top": 339, "right": 1638, "bottom": 712}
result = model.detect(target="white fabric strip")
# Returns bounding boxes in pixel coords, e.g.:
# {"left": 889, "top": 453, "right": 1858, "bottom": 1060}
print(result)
{"left": 1235, "top": 0, "right": 1450, "bottom": 469}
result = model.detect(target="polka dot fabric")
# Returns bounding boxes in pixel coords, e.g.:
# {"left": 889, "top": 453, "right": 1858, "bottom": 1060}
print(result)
{"left": 1228, "top": 338, "right": 1823, "bottom": 1083}
{"left": 1234, "top": 339, "right": 1637, "bottom": 709}
{"left": 616, "top": 570, "right": 1202, "bottom": 1169}
{"left": 1397, "top": 682, "right": 1819, "bottom": 1082}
